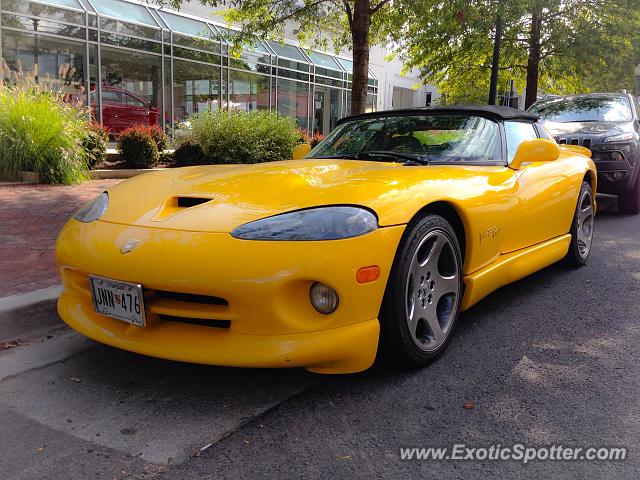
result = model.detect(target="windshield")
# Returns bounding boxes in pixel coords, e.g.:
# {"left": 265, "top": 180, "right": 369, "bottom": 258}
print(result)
{"left": 529, "top": 97, "right": 632, "bottom": 123}
{"left": 308, "top": 114, "right": 501, "bottom": 163}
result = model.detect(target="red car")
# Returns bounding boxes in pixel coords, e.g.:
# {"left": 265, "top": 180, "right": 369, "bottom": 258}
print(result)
{"left": 90, "top": 86, "right": 159, "bottom": 135}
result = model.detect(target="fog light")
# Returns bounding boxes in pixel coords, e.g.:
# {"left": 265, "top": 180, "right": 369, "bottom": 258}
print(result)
{"left": 611, "top": 151, "right": 624, "bottom": 161}
{"left": 310, "top": 282, "right": 339, "bottom": 314}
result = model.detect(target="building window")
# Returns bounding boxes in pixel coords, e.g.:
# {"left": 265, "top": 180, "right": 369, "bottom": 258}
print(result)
{"left": 0, "top": 0, "right": 380, "bottom": 136}
{"left": 229, "top": 70, "right": 269, "bottom": 112}
{"left": 276, "top": 78, "right": 309, "bottom": 131}
{"left": 1, "top": 30, "right": 87, "bottom": 103}
{"left": 99, "top": 46, "right": 162, "bottom": 134}
{"left": 172, "top": 59, "right": 221, "bottom": 123}
{"left": 313, "top": 87, "right": 340, "bottom": 135}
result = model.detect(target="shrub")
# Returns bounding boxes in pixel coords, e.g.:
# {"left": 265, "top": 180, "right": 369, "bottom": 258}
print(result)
{"left": 297, "top": 129, "right": 325, "bottom": 149}
{"left": 0, "top": 81, "right": 90, "bottom": 184}
{"left": 172, "top": 140, "right": 206, "bottom": 167}
{"left": 83, "top": 121, "right": 109, "bottom": 168}
{"left": 146, "top": 123, "right": 168, "bottom": 151}
{"left": 117, "top": 125, "right": 159, "bottom": 168}
{"left": 187, "top": 110, "right": 300, "bottom": 165}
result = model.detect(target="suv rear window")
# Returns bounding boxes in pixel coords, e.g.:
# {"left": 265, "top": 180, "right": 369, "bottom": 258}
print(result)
{"left": 529, "top": 97, "right": 632, "bottom": 123}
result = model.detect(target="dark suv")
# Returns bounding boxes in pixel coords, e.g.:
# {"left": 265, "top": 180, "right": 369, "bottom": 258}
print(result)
{"left": 529, "top": 93, "right": 640, "bottom": 214}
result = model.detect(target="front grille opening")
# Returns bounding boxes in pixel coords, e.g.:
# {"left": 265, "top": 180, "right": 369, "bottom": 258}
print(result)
{"left": 557, "top": 138, "right": 567, "bottom": 144}
{"left": 570, "top": 138, "right": 580, "bottom": 145}
{"left": 154, "top": 290, "right": 228, "bottom": 306}
{"left": 582, "top": 138, "right": 592, "bottom": 149}
{"left": 159, "top": 314, "right": 230, "bottom": 329}
{"left": 177, "top": 197, "right": 211, "bottom": 208}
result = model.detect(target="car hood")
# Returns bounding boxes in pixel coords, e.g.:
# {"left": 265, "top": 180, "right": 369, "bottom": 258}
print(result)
{"left": 542, "top": 120, "right": 632, "bottom": 138}
{"left": 98, "top": 159, "right": 498, "bottom": 232}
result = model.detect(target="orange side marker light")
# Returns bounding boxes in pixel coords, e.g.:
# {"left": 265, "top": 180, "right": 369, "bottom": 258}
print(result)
{"left": 356, "top": 266, "right": 381, "bottom": 283}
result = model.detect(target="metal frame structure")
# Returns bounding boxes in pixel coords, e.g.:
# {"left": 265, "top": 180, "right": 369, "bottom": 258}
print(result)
{"left": 0, "top": 0, "right": 378, "bottom": 134}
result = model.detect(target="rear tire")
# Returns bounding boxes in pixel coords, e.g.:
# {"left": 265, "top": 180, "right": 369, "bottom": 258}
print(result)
{"left": 379, "top": 214, "right": 463, "bottom": 367}
{"left": 618, "top": 173, "right": 640, "bottom": 215}
{"left": 565, "top": 181, "right": 594, "bottom": 267}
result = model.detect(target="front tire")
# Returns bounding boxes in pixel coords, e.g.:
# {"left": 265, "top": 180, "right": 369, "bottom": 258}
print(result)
{"left": 618, "top": 172, "right": 640, "bottom": 215}
{"left": 379, "top": 214, "right": 463, "bottom": 367}
{"left": 565, "top": 181, "right": 594, "bottom": 267}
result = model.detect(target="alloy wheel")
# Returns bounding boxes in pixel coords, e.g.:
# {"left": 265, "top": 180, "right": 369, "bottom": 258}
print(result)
{"left": 405, "top": 230, "right": 460, "bottom": 353}
{"left": 576, "top": 189, "right": 594, "bottom": 259}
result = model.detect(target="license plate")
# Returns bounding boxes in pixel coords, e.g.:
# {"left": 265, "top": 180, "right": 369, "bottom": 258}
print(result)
{"left": 89, "top": 275, "right": 146, "bottom": 326}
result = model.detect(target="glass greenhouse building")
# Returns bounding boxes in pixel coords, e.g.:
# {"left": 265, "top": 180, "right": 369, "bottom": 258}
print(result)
{"left": 0, "top": 0, "right": 379, "bottom": 135}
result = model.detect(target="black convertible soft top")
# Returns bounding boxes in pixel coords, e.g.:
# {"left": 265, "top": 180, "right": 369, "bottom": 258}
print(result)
{"left": 337, "top": 104, "right": 539, "bottom": 125}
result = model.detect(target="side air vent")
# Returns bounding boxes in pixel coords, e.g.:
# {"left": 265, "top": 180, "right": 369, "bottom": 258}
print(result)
{"left": 177, "top": 196, "right": 211, "bottom": 208}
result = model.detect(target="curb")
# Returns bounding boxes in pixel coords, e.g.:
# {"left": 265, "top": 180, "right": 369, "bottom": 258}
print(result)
{"left": 90, "top": 168, "right": 164, "bottom": 179}
{"left": 0, "top": 285, "right": 62, "bottom": 314}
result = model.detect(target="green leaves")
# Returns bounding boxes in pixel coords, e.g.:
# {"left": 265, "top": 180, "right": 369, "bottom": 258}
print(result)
{"left": 179, "top": 110, "right": 301, "bottom": 164}
{"left": 0, "top": 83, "right": 90, "bottom": 184}
{"left": 391, "top": 0, "right": 640, "bottom": 103}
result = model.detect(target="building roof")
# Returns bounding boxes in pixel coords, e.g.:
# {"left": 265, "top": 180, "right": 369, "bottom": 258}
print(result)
{"left": 338, "top": 104, "right": 538, "bottom": 125}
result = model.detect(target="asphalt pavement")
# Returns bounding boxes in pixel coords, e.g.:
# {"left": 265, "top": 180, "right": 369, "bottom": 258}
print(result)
{"left": 1, "top": 195, "right": 638, "bottom": 479}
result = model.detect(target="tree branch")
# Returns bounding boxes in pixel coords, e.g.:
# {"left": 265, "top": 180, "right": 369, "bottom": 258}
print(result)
{"left": 343, "top": 0, "right": 353, "bottom": 27}
{"left": 369, "top": 0, "right": 390, "bottom": 15}
{"left": 270, "top": 0, "right": 333, "bottom": 24}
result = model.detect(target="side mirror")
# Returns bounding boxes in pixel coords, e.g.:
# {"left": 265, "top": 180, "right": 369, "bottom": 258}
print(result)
{"left": 292, "top": 143, "right": 311, "bottom": 160}
{"left": 510, "top": 138, "right": 560, "bottom": 170}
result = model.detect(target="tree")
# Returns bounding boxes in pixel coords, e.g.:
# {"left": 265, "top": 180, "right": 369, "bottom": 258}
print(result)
{"left": 391, "top": 0, "right": 640, "bottom": 108}
{"left": 164, "top": 0, "right": 396, "bottom": 115}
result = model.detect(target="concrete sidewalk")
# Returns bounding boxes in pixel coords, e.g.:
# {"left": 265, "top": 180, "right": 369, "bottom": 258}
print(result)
{"left": 0, "top": 180, "right": 121, "bottom": 298}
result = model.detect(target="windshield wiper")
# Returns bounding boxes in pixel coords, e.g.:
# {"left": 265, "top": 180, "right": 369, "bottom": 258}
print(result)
{"left": 360, "top": 151, "right": 430, "bottom": 165}
{"left": 315, "top": 151, "right": 429, "bottom": 165}
{"left": 315, "top": 154, "right": 362, "bottom": 160}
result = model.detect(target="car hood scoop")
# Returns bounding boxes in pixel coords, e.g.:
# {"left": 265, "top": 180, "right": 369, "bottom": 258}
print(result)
{"left": 151, "top": 195, "right": 215, "bottom": 222}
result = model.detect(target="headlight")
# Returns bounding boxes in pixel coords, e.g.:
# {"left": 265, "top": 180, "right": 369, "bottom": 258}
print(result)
{"left": 73, "top": 192, "right": 108, "bottom": 223}
{"left": 604, "top": 132, "right": 634, "bottom": 143}
{"left": 231, "top": 206, "right": 378, "bottom": 241}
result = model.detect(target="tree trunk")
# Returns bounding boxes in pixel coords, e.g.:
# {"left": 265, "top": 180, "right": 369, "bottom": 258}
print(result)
{"left": 525, "top": 11, "right": 542, "bottom": 109}
{"left": 350, "top": 0, "right": 370, "bottom": 115}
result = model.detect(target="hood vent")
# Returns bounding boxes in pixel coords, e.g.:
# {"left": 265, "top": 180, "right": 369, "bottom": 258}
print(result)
{"left": 152, "top": 195, "right": 214, "bottom": 222}
{"left": 177, "top": 196, "right": 211, "bottom": 208}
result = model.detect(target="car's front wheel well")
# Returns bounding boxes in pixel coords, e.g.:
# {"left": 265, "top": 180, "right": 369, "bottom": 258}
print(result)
{"left": 583, "top": 170, "right": 595, "bottom": 192}
{"left": 410, "top": 202, "right": 466, "bottom": 261}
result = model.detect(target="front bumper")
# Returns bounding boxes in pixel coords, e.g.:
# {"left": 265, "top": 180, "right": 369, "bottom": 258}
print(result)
{"left": 590, "top": 142, "right": 639, "bottom": 194}
{"left": 56, "top": 220, "right": 405, "bottom": 373}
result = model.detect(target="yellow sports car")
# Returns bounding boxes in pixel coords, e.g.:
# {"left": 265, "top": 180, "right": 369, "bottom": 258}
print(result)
{"left": 56, "top": 105, "right": 596, "bottom": 374}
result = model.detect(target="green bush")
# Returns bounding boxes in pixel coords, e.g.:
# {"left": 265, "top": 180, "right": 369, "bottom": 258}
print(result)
{"left": 0, "top": 83, "right": 90, "bottom": 184}
{"left": 83, "top": 122, "right": 109, "bottom": 168}
{"left": 117, "top": 125, "right": 159, "bottom": 168}
{"left": 147, "top": 124, "right": 168, "bottom": 151}
{"left": 172, "top": 140, "right": 205, "bottom": 167}
{"left": 185, "top": 110, "right": 300, "bottom": 165}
